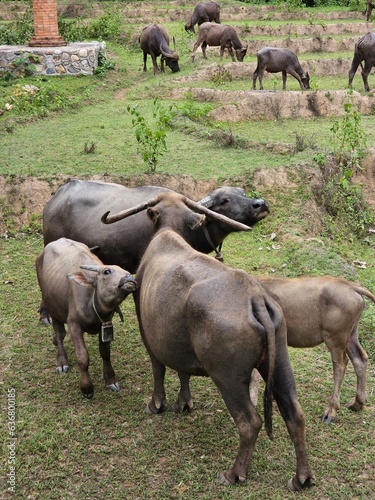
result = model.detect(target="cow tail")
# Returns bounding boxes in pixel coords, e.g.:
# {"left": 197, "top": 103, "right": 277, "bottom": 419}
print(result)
{"left": 353, "top": 285, "right": 375, "bottom": 304}
{"left": 252, "top": 296, "right": 276, "bottom": 440}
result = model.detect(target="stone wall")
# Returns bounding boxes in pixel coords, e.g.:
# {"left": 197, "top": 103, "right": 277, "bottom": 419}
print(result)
{"left": 0, "top": 41, "right": 105, "bottom": 76}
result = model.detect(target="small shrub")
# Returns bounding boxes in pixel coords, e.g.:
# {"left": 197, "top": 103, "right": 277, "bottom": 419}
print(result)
{"left": 177, "top": 92, "right": 213, "bottom": 122}
{"left": 211, "top": 65, "right": 233, "bottom": 86}
{"left": 127, "top": 99, "right": 176, "bottom": 172}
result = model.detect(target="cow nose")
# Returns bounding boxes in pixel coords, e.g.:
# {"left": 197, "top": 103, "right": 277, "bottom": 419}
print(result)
{"left": 253, "top": 199, "right": 269, "bottom": 212}
{"left": 119, "top": 273, "right": 138, "bottom": 289}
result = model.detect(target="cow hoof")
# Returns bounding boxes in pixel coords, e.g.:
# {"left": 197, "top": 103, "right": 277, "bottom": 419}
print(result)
{"left": 288, "top": 475, "right": 315, "bottom": 491}
{"left": 145, "top": 402, "right": 166, "bottom": 415}
{"left": 56, "top": 365, "right": 69, "bottom": 374}
{"left": 320, "top": 413, "right": 334, "bottom": 424}
{"left": 348, "top": 402, "right": 363, "bottom": 412}
{"left": 106, "top": 382, "right": 120, "bottom": 392}
{"left": 82, "top": 391, "right": 94, "bottom": 400}
{"left": 172, "top": 402, "right": 193, "bottom": 413}
{"left": 217, "top": 472, "right": 232, "bottom": 485}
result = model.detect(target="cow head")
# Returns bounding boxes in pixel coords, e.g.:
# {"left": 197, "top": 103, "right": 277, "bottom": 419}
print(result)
{"left": 236, "top": 45, "right": 248, "bottom": 62}
{"left": 101, "top": 192, "right": 251, "bottom": 236}
{"left": 301, "top": 71, "right": 310, "bottom": 89}
{"left": 160, "top": 38, "right": 180, "bottom": 73}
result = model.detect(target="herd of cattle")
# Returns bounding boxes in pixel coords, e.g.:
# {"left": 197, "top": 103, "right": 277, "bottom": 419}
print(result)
{"left": 139, "top": 0, "right": 375, "bottom": 91}
{"left": 35, "top": 178, "right": 374, "bottom": 488}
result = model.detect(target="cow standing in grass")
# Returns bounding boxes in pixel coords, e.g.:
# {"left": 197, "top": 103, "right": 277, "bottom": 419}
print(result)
{"left": 36, "top": 238, "right": 137, "bottom": 398}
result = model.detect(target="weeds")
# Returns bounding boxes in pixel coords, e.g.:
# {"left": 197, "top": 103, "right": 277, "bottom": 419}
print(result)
{"left": 177, "top": 92, "right": 213, "bottom": 122}
{"left": 127, "top": 99, "right": 175, "bottom": 172}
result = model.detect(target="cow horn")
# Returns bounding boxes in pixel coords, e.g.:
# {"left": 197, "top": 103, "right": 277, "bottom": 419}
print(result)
{"left": 101, "top": 195, "right": 161, "bottom": 224}
{"left": 160, "top": 43, "right": 178, "bottom": 60}
{"left": 173, "top": 36, "right": 177, "bottom": 52}
{"left": 183, "top": 197, "right": 252, "bottom": 231}
{"left": 80, "top": 265, "right": 100, "bottom": 273}
{"left": 198, "top": 195, "right": 214, "bottom": 208}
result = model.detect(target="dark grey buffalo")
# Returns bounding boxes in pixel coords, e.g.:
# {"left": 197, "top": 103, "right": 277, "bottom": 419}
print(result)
{"left": 36, "top": 237, "right": 137, "bottom": 398}
{"left": 101, "top": 192, "right": 315, "bottom": 489}
{"left": 139, "top": 24, "right": 179, "bottom": 75}
{"left": 348, "top": 32, "right": 375, "bottom": 92}
{"left": 253, "top": 47, "right": 310, "bottom": 90}
{"left": 42, "top": 180, "right": 269, "bottom": 273}
{"left": 185, "top": 1, "right": 221, "bottom": 33}
{"left": 191, "top": 23, "right": 248, "bottom": 62}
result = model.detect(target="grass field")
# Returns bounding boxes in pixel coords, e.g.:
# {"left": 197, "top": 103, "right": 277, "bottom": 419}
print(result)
{"left": 1, "top": 1, "right": 374, "bottom": 498}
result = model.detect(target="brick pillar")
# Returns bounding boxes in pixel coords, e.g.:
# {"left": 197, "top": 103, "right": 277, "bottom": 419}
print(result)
{"left": 29, "top": 0, "right": 66, "bottom": 47}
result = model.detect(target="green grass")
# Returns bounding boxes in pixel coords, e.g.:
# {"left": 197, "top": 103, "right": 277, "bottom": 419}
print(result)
{"left": 1, "top": 1, "right": 375, "bottom": 498}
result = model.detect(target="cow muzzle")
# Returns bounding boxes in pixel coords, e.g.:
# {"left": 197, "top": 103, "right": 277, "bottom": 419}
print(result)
{"left": 119, "top": 274, "right": 138, "bottom": 292}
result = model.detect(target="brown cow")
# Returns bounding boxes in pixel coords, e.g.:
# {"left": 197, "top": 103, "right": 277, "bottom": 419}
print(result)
{"left": 191, "top": 23, "right": 248, "bottom": 62}
{"left": 253, "top": 276, "right": 374, "bottom": 422}
{"left": 101, "top": 192, "right": 315, "bottom": 489}
{"left": 36, "top": 238, "right": 137, "bottom": 398}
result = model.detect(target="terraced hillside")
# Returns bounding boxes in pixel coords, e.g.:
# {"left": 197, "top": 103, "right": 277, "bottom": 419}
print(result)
{"left": 115, "top": 1, "right": 375, "bottom": 119}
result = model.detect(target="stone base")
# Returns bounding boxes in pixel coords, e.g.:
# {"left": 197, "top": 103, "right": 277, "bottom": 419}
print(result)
{"left": 0, "top": 41, "right": 105, "bottom": 76}
{"left": 29, "top": 36, "right": 67, "bottom": 47}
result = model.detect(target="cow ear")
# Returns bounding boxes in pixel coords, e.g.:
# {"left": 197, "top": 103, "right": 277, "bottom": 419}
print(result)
{"left": 67, "top": 271, "right": 97, "bottom": 288}
{"left": 147, "top": 207, "right": 160, "bottom": 225}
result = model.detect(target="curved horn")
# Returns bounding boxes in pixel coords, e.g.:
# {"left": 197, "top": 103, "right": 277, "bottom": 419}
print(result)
{"left": 173, "top": 36, "right": 177, "bottom": 52}
{"left": 101, "top": 195, "right": 162, "bottom": 224}
{"left": 198, "top": 194, "right": 214, "bottom": 208}
{"left": 80, "top": 265, "right": 100, "bottom": 272}
{"left": 183, "top": 197, "right": 251, "bottom": 231}
{"left": 160, "top": 43, "right": 178, "bottom": 60}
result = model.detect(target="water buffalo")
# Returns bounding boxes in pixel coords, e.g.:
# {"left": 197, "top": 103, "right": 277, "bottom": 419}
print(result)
{"left": 258, "top": 276, "right": 374, "bottom": 422}
{"left": 253, "top": 47, "right": 310, "bottom": 90}
{"left": 42, "top": 180, "right": 269, "bottom": 273}
{"left": 139, "top": 24, "right": 179, "bottom": 75}
{"left": 191, "top": 23, "right": 248, "bottom": 62}
{"left": 101, "top": 192, "right": 315, "bottom": 489}
{"left": 36, "top": 237, "right": 137, "bottom": 398}
{"left": 348, "top": 32, "right": 375, "bottom": 92}
{"left": 364, "top": 0, "right": 373, "bottom": 21}
{"left": 185, "top": 1, "right": 221, "bottom": 33}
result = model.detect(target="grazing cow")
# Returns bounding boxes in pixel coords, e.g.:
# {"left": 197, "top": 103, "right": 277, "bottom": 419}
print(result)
{"left": 256, "top": 276, "right": 374, "bottom": 422}
{"left": 139, "top": 24, "right": 179, "bottom": 75}
{"left": 253, "top": 47, "right": 310, "bottom": 90}
{"left": 185, "top": 1, "right": 221, "bottom": 33}
{"left": 101, "top": 192, "right": 315, "bottom": 489}
{"left": 348, "top": 32, "right": 375, "bottom": 92}
{"left": 364, "top": 0, "right": 373, "bottom": 21}
{"left": 36, "top": 238, "right": 137, "bottom": 398}
{"left": 42, "top": 180, "right": 269, "bottom": 274}
{"left": 191, "top": 23, "right": 248, "bottom": 62}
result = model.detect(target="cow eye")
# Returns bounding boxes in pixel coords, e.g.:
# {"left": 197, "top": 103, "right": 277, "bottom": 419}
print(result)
{"left": 219, "top": 198, "right": 229, "bottom": 206}
{"left": 103, "top": 268, "right": 112, "bottom": 275}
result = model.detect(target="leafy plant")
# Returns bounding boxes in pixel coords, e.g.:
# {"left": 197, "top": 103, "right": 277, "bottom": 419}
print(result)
{"left": 330, "top": 92, "right": 367, "bottom": 189}
{"left": 127, "top": 99, "right": 175, "bottom": 172}
{"left": 93, "top": 49, "right": 115, "bottom": 77}
{"left": 211, "top": 65, "right": 233, "bottom": 86}
{"left": 177, "top": 92, "right": 213, "bottom": 122}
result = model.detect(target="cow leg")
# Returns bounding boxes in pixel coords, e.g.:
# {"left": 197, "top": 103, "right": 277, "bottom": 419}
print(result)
{"left": 160, "top": 56, "right": 165, "bottom": 73}
{"left": 98, "top": 336, "right": 119, "bottom": 392}
{"left": 191, "top": 41, "right": 201, "bottom": 62}
{"left": 227, "top": 46, "right": 235, "bottom": 62}
{"left": 142, "top": 52, "right": 147, "bottom": 72}
{"left": 249, "top": 368, "right": 261, "bottom": 407}
{"left": 346, "top": 328, "right": 368, "bottom": 412}
{"left": 322, "top": 345, "right": 348, "bottom": 422}
{"left": 258, "top": 69, "right": 265, "bottom": 90}
{"left": 213, "top": 377, "right": 262, "bottom": 484}
{"left": 361, "top": 62, "right": 372, "bottom": 91}
{"left": 151, "top": 54, "right": 158, "bottom": 76}
{"left": 146, "top": 354, "right": 167, "bottom": 414}
{"left": 52, "top": 319, "right": 69, "bottom": 374}
{"left": 202, "top": 41, "right": 208, "bottom": 59}
{"left": 282, "top": 70, "right": 288, "bottom": 90}
{"left": 252, "top": 68, "right": 259, "bottom": 90}
{"left": 68, "top": 322, "right": 94, "bottom": 398}
{"left": 172, "top": 372, "right": 193, "bottom": 413}
{"left": 258, "top": 349, "right": 315, "bottom": 491}
{"left": 39, "top": 300, "right": 51, "bottom": 326}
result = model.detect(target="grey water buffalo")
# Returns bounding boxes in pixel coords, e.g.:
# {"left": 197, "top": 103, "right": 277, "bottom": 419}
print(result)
{"left": 348, "top": 32, "right": 375, "bottom": 92}
{"left": 364, "top": 0, "right": 373, "bottom": 21}
{"left": 101, "top": 192, "right": 315, "bottom": 489}
{"left": 253, "top": 47, "right": 310, "bottom": 90}
{"left": 191, "top": 23, "right": 248, "bottom": 62}
{"left": 42, "top": 180, "right": 269, "bottom": 273}
{"left": 185, "top": 1, "right": 221, "bottom": 33}
{"left": 256, "top": 276, "right": 374, "bottom": 422}
{"left": 36, "top": 238, "right": 137, "bottom": 398}
{"left": 139, "top": 24, "right": 179, "bottom": 75}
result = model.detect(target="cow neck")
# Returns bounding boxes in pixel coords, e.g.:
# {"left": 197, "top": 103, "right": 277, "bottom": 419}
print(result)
{"left": 92, "top": 291, "right": 114, "bottom": 324}
{"left": 203, "top": 225, "right": 224, "bottom": 262}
